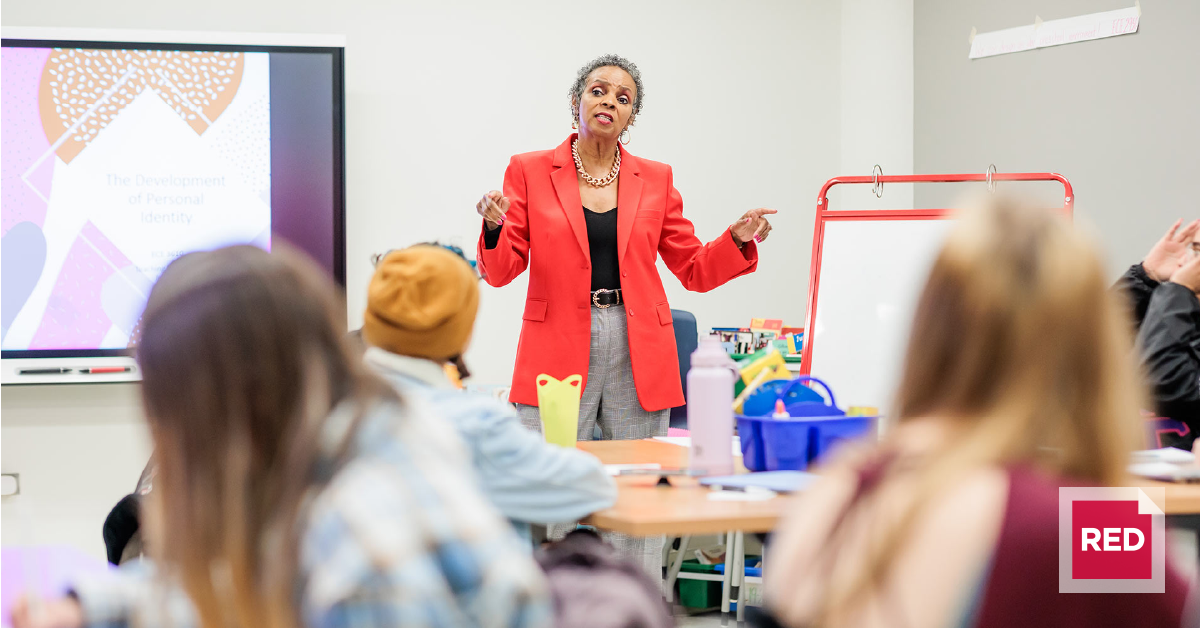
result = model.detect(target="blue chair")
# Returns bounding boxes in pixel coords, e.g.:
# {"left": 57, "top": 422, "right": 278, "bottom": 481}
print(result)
{"left": 670, "top": 309, "right": 698, "bottom": 429}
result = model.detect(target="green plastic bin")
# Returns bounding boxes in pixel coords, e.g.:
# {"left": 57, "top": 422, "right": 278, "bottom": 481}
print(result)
{"left": 677, "top": 560, "right": 723, "bottom": 609}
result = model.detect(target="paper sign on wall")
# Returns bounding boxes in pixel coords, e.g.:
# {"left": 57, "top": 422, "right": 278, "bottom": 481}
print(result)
{"left": 969, "top": 4, "right": 1140, "bottom": 60}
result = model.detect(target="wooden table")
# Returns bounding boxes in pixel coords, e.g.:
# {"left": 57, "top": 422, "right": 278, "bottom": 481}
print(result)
{"left": 578, "top": 439, "right": 1200, "bottom": 536}
{"left": 579, "top": 439, "right": 788, "bottom": 535}
{"left": 1147, "top": 480, "right": 1200, "bottom": 514}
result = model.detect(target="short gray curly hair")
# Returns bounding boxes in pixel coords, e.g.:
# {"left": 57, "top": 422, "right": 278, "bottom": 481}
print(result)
{"left": 569, "top": 54, "right": 644, "bottom": 125}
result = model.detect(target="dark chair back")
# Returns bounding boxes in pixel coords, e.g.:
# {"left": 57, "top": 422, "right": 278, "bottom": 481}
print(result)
{"left": 670, "top": 309, "right": 698, "bottom": 429}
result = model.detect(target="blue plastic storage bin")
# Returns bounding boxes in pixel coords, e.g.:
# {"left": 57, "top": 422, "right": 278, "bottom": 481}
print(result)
{"left": 759, "top": 417, "right": 811, "bottom": 470}
{"left": 810, "top": 415, "right": 874, "bottom": 460}
{"left": 714, "top": 558, "right": 762, "bottom": 578}
{"left": 736, "top": 377, "right": 876, "bottom": 472}
{"left": 736, "top": 419, "right": 768, "bottom": 473}
{"left": 741, "top": 378, "right": 825, "bottom": 416}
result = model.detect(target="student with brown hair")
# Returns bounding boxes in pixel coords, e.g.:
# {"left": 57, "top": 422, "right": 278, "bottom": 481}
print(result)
{"left": 761, "top": 198, "right": 1194, "bottom": 627}
{"left": 12, "top": 245, "right": 550, "bottom": 628}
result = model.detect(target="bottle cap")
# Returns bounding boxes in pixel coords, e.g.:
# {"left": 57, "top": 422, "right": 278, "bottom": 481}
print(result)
{"left": 692, "top": 335, "right": 737, "bottom": 368}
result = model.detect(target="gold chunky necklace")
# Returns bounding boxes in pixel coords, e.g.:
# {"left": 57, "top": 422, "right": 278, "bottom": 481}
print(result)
{"left": 572, "top": 139, "right": 621, "bottom": 187}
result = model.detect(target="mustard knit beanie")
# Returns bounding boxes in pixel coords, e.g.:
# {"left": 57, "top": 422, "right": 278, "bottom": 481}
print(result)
{"left": 362, "top": 246, "right": 479, "bottom": 361}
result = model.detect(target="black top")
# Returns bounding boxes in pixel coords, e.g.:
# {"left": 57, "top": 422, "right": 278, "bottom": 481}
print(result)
{"left": 584, "top": 207, "right": 620, "bottom": 291}
{"left": 481, "top": 207, "right": 621, "bottom": 292}
{"left": 482, "top": 222, "right": 502, "bottom": 249}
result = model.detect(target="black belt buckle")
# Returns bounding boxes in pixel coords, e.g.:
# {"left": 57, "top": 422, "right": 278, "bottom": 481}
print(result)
{"left": 591, "top": 289, "right": 622, "bottom": 308}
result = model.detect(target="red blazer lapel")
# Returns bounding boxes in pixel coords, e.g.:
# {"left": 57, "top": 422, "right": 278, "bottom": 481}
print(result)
{"left": 550, "top": 135, "right": 590, "bottom": 265}
{"left": 616, "top": 145, "right": 643, "bottom": 265}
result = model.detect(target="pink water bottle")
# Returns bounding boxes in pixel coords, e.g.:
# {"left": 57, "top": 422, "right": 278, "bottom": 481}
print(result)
{"left": 687, "top": 336, "right": 738, "bottom": 475}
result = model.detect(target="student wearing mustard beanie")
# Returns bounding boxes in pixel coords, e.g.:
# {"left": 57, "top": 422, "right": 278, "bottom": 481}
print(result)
{"left": 362, "top": 245, "right": 479, "bottom": 386}
{"left": 363, "top": 245, "right": 479, "bottom": 366}
{"left": 362, "top": 244, "right": 616, "bottom": 540}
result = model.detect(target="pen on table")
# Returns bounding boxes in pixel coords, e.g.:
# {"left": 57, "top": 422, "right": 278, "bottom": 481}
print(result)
{"left": 17, "top": 368, "right": 72, "bottom": 375}
{"left": 78, "top": 366, "right": 134, "bottom": 374}
{"left": 709, "top": 484, "right": 776, "bottom": 494}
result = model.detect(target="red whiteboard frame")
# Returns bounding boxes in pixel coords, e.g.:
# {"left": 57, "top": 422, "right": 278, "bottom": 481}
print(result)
{"left": 798, "top": 172, "right": 1075, "bottom": 376}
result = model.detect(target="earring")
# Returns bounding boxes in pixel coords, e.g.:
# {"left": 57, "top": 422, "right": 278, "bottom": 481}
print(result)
{"left": 572, "top": 120, "right": 578, "bottom": 130}
{"left": 619, "top": 128, "right": 631, "bottom": 145}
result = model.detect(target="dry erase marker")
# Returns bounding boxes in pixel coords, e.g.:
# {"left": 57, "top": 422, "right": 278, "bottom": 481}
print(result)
{"left": 79, "top": 366, "right": 134, "bottom": 374}
{"left": 17, "top": 367, "right": 72, "bottom": 375}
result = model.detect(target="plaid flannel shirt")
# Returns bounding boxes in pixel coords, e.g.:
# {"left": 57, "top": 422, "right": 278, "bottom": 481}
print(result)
{"left": 71, "top": 400, "right": 552, "bottom": 628}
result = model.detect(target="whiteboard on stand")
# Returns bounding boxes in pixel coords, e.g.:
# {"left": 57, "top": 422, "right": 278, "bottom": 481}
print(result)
{"left": 800, "top": 171, "right": 1073, "bottom": 422}
{"left": 807, "top": 218, "right": 954, "bottom": 414}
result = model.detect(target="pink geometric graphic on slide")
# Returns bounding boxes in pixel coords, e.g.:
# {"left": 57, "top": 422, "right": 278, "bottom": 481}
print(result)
{"left": 2, "top": 47, "right": 55, "bottom": 235}
{"left": 28, "top": 222, "right": 151, "bottom": 350}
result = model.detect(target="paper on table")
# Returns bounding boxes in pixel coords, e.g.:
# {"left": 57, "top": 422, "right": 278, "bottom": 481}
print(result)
{"left": 1130, "top": 448, "right": 1196, "bottom": 464}
{"left": 708, "top": 490, "right": 777, "bottom": 502}
{"left": 1128, "top": 462, "right": 1186, "bottom": 481}
{"left": 604, "top": 463, "right": 661, "bottom": 476}
{"left": 652, "top": 436, "right": 743, "bottom": 457}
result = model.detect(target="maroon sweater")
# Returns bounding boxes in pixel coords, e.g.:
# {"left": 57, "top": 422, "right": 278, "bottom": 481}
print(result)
{"left": 973, "top": 465, "right": 1190, "bottom": 627}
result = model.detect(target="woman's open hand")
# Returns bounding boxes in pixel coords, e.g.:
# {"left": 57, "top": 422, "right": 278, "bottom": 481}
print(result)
{"left": 730, "top": 208, "right": 777, "bottom": 246}
{"left": 1144, "top": 219, "right": 1200, "bottom": 282}
{"left": 1169, "top": 252, "right": 1200, "bottom": 296}
{"left": 477, "top": 191, "right": 510, "bottom": 231}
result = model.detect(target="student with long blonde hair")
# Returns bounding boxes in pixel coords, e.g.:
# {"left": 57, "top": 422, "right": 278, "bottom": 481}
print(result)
{"left": 761, "top": 198, "right": 1194, "bottom": 627}
{"left": 12, "top": 245, "right": 550, "bottom": 628}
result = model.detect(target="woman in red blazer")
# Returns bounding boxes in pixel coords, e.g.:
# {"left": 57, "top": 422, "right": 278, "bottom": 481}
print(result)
{"left": 476, "top": 54, "right": 774, "bottom": 444}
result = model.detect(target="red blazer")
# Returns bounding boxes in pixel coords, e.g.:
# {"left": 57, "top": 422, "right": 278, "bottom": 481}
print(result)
{"left": 478, "top": 134, "right": 758, "bottom": 411}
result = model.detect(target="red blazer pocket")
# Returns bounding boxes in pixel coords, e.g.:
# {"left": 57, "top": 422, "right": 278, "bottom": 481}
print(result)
{"left": 523, "top": 298, "right": 548, "bottom": 322}
{"left": 656, "top": 302, "right": 673, "bottom": 326}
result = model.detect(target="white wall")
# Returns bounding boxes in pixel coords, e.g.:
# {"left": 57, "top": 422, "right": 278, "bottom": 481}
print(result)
{"left": 913, "top": 0, "right": 1200, "bottom": 277}
{"left": 2, "top": 0, "right": 917, "bottom": 558}
{"left": 1, "top": 385, "right": 150, "bottom": 561}
{"left": 838, "top": 0, "right": 914, "bottom": 209}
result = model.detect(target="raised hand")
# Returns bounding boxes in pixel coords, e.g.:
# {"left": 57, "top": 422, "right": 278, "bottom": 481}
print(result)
{"left": 1144, "top": 219, "right": 1200, "bottom": 282}
{"left": 1169, "top": 252, "right": 1200, "bottom": 296}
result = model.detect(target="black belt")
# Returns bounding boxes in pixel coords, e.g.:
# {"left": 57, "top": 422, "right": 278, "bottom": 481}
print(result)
{"left": 591, "top": 288, "right": 622, "bottom": 308}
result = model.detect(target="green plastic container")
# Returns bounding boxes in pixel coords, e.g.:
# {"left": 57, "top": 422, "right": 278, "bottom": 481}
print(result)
{"left": 677, "top": 560, "right": 723, "bottom": 609}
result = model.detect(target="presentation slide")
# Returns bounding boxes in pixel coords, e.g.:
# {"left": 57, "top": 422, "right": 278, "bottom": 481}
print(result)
{"left": 2, "top": 47, "right": 271, "bottom": 351}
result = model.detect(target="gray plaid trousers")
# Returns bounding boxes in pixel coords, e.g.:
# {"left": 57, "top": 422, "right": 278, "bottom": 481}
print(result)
{"left": 516, "top": 304, "right": 669, "bottom": 580}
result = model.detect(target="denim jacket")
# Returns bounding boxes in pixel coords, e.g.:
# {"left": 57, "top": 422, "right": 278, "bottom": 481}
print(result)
{"left": 364, "top": 348, "right": 617, "bottom": 530}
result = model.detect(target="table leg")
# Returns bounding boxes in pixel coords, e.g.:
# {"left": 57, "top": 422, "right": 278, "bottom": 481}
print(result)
{"left": 665, "top": 534, "right": 690, "bottom": 604}
{"left": 759, "top": 537, "right": 765, "bottom": 578}
{"left": 1170, "top": 514, "right": 1200, "bottom": 566}
{"left": 721, "top": 530, "right": 735, "bottom": 615}
{"left": 735, "top": 531, "right": 746, "bottom": 623}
